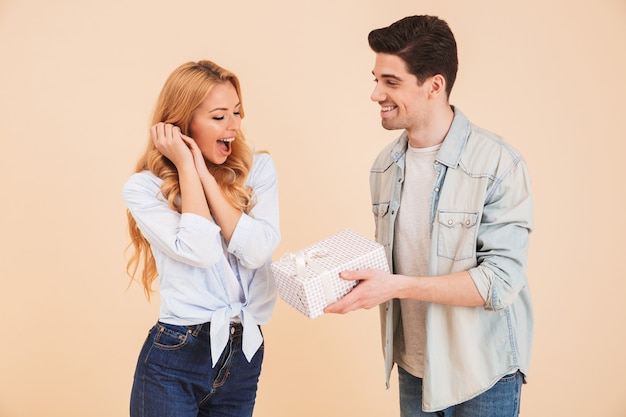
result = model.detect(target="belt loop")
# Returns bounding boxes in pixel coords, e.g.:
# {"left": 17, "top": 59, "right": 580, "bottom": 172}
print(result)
{"left": 188, "top": 323, "right": 204, "bottom": 337}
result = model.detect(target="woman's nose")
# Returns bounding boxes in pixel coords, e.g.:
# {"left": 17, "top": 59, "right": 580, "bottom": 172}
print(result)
{"left": 229, "top": 116, "right": 241, "bottom": 131}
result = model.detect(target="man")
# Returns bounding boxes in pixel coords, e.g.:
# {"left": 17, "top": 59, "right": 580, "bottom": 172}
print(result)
{"left": 325, "top": 15, "right": 533, "bottom": 416}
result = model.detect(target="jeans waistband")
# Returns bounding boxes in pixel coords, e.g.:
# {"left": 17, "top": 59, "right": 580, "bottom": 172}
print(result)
{"left": 185, "top": 320, "right": 243, "bottom": 337}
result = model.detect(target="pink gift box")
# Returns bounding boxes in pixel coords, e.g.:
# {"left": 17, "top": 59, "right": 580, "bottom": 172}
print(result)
{"left": 271, "top": 229, "right": 390, "bottom": 319}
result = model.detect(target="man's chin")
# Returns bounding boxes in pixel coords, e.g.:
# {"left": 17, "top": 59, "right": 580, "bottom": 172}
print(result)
{"left": 381, "top": 120, "right": 401, "bottom": 131}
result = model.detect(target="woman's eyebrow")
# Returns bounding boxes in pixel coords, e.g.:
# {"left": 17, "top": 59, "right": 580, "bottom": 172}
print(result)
{"left": 208, "top": 102, "right": 241, "bottom": 113}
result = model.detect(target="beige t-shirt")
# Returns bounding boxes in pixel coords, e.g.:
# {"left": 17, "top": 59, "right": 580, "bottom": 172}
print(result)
{"left": 393, "top": 143, "right": 441, "bottom": 378}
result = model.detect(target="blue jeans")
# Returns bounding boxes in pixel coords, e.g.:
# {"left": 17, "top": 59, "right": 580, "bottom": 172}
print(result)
{"left": 130, "top": 321, "right": 264, "bottom": 417}
{"left": 398, "top": 366, "right": 522, "bottom": 417}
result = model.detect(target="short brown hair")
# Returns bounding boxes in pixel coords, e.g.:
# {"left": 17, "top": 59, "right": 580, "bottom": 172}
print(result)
{"left": 368, "top": 15, "right": 458, "bottom": 97}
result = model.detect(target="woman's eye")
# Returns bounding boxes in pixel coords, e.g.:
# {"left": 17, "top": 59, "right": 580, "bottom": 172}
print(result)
{"left": 234, "top": 112, "right": 241, "bottom": 117}
{"left": 213, "top": 116, "right": 225, "bottom": 120}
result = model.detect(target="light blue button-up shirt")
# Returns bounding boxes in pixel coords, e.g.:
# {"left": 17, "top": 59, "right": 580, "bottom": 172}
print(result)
{"left": 370, "top": 108, "right": 533, "bottom": 411}
{"left": 123, "top": 153, "right": 280, "bottom": 365}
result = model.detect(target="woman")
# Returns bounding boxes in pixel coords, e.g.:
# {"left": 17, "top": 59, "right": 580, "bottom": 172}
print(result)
{"left": 123, "top": 60, "right": 280, "bottom": 417}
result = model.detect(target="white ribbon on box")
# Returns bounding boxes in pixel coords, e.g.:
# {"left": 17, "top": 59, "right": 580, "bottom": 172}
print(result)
{"left": 279, "top": 249, "right": 339, "bottom": 304}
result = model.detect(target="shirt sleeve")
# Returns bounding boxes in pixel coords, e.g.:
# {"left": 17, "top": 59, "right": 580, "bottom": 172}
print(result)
{"left": 122, "top": 171, "right": 223, "bottom": 268}
{"left": 228, "top": 153, "right": 281, "bottom": 269}
{"left": 469, "top": 157, "right": 534, "bottom": 310}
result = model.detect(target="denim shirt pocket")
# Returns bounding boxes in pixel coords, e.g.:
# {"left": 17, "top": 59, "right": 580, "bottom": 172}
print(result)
{"left": 372, "top": 201, "right": 390, "bottom": 218}
{"left": 437, "top": 211, "right": 479, "bottom": 261}
{"left": 372, "top": 201, "right": 391, "bottom": 247}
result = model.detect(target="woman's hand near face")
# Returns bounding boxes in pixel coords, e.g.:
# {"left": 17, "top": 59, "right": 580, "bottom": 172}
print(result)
{"left": 152, "top": 122, "right": 212, "bottom": 221}
{"left": 180, "top": 133, "right": 214, "bottom": 180}
{"left": 151, "top": 123, "right": 194, "bottom": 169}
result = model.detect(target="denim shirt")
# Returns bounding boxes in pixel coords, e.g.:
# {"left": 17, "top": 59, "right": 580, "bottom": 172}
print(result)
{"left": 370, "top": 108, "right": 533, "bottom": 412}
{"left": 123, "top": 153, "right": 280, "bottom": 366}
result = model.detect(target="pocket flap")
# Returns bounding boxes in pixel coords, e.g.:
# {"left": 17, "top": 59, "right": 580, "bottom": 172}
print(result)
{"left": 438, "top": 211, "right": 478, "bottom": 228}
{"left": 372, "top": 201, "right": 390, "bottom": 217}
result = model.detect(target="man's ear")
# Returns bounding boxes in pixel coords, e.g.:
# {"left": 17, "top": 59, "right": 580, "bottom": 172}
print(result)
{"left": 429, "top": 74, "right": 447, "bottom": 98}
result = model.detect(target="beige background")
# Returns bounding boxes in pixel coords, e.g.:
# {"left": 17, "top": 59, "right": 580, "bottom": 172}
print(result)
{"left": 1, "top": 0, "right": 625, "bottom": 416}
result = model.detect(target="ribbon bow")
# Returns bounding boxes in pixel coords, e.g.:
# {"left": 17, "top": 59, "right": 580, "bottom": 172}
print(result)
{"left": 281, "top": 248, "right": 329, "bottom": 277}
{"left": 279, "top": 248, "right": 339, "bottom": 304}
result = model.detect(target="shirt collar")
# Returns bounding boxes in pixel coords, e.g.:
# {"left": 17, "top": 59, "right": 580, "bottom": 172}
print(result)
{"left": 389, "top": 107, "right": 470, "bottom": 168}
{"left": 436, "top": 106, "right": 470, "bottom": 168}
{"left": 390, "top": 130, "right": 409, "bottom": 164}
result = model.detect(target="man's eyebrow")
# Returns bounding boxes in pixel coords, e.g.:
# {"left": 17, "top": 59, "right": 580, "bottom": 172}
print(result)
{"left": 372, "top": 71, "right": 403, "bottom": 81}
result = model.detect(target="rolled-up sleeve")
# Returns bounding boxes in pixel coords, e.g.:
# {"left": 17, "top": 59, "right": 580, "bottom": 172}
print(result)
{"left": 469, "top": 158, "right": 533, "bottom": 310}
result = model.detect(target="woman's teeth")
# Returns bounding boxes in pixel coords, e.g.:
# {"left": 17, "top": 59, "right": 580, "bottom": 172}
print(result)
{"left": 218, "top": 137, "right": 234, "bottom": 153}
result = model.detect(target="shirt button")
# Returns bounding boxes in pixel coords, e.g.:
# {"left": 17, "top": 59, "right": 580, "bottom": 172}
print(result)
{"left": 448, "top": 219, "right": 453, "bottom": 225}
{"left": 435, "top": 187, "right": 440, "bottom": 192}
{"left": 231, "top": 326, "right": 235, "bottom": 334}
{"left": 465, "top": 220, "right": 471, "bottom": 226}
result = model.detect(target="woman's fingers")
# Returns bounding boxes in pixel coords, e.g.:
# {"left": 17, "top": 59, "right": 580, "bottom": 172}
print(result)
{"left": 151, "top": 123, "right": 193, "bottom": 167}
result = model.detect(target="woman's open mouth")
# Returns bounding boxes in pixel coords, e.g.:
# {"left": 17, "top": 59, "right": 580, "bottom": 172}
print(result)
{"left": 217, "top": 137, "right": 235, "bottom": 154}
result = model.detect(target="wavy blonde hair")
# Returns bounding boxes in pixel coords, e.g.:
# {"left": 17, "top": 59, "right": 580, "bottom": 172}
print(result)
{"left": 126, "top": 60, "right": 254, "bottom": 300}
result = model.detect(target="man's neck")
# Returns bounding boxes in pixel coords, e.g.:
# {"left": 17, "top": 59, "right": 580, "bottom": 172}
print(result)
{"left": 407, "top": 105, "right": 454, "bottom": 148}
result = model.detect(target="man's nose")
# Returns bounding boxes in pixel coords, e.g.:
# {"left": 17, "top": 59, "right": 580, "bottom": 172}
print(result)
{"left": 371, "top": 84, "right": 385, "bottom": 102}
